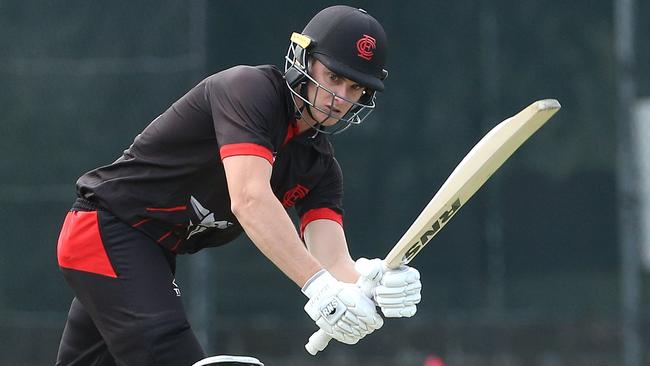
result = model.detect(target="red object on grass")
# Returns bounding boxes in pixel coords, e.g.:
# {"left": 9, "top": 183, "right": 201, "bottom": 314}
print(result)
{"left": 424, "top": 355, "right": 445, "bottom": 366}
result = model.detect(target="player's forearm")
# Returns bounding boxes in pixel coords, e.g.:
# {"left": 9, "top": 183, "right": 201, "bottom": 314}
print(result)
{"left": 231, "top": 190, "right": 322, "bottom": 288}
{"left": 322, "top": 255, "right": 358, "bottom": 283}
{"left": 303, "top": 220, "right": 359, "bottom": 283}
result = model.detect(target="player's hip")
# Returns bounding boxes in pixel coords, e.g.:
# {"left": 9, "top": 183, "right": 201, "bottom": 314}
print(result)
{"left": 56, "top": 204, "right": 176, "bottom": 279}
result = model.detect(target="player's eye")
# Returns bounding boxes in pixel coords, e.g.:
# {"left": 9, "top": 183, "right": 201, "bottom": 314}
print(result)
{"left": 328, "top": 73, "right": 339, "bottom": 82}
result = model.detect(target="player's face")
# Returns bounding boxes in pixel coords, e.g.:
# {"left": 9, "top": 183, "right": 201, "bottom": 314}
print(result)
{"left": 305, "top": 59, "right": 367, "bottom": 126}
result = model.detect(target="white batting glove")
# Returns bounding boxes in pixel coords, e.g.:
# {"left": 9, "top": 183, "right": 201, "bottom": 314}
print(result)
{"left": 303, "top": 270, "right": 383, "bottom": 345}
{"left": 355, "top": 258, "right": 422, "bottom": 318}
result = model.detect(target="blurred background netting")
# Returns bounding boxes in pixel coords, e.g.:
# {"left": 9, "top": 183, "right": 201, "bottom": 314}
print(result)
{"left": 1, "top": 1, "right": 649, "bottom": 365}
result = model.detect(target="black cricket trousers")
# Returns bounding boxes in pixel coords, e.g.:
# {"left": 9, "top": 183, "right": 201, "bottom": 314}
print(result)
{"left": 55, "top": 206, "right": 205, "bottom": 366}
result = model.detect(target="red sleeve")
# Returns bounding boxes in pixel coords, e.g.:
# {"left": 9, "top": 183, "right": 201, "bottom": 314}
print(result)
{"left": 300, "top": 208, "right": 343, "bottom": 237}
{"left": 219, "top": 143, "right": 274, "bottom": 165}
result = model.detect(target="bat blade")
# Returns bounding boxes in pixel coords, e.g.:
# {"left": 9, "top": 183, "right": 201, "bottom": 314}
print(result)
{"left": 383, "top": 99, "right": 561, "bottom": 269}
{"left": 305, "top": 99, "right": 561, "bottom": 355}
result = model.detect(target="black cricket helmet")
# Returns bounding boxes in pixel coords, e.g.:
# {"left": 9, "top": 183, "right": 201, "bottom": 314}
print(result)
{"left": 284, "top": 5, "right": 388, "bottom": 134}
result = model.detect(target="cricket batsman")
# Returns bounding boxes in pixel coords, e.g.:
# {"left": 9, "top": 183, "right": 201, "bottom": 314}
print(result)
{"left": 55, "top": 6, "right": 422, "bottom": 365}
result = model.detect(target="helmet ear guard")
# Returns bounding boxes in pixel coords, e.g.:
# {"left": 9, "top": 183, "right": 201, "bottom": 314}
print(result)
{"left": 285, "top": 33, "right": 314, "bottom": 88}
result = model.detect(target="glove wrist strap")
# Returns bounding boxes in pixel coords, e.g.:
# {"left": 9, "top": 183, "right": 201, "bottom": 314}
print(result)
{"left": 302, "top": 269, "right": 335, "bottom": 298}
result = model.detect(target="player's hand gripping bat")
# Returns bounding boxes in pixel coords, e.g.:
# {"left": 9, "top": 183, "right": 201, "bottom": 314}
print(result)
{"left": 305, "top": 99, "right": 561, "bottom": 355}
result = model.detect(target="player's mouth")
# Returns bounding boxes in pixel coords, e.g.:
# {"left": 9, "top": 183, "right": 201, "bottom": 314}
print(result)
{"left": 324, "top": 106, "right": 343, "bottom": 116}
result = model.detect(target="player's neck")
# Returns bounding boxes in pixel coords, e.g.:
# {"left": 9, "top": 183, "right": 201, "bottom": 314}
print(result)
{"left": 296, "top": 118, "right": 311, "bottom": 133}
{"left": 296, "top": 117, "right": 315, "bottom": 134}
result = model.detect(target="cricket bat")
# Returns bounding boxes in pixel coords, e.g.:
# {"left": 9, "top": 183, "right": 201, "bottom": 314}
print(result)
{"left": 305, "top": 99, "right": 561, "bottom": 355}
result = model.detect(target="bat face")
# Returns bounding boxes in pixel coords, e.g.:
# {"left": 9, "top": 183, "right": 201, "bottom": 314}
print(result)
{"left": 384, "top": 99, "right": 561, "bottom": 269}
{"left": 402, "top": 197, "right": 461, "bottom": 263}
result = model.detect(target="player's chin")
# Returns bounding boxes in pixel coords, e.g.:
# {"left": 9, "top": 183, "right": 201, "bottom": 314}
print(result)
{"left": 313, "top": 111, "right": 341, "bottom": 126}
{"left": 322, "top": 116, "right": 341, "bottom": 126}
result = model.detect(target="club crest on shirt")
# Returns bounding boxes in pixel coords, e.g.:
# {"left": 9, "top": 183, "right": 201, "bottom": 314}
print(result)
{"left": 187, "top": 195, "right": 233, "bottom": 238}
{"left": 282, "top": 184, "right": 310, "bottom": 207}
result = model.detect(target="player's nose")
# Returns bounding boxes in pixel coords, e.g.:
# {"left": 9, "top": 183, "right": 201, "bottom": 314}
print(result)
{"left": 332, "top": 86, "right": 351, "bottom": 104}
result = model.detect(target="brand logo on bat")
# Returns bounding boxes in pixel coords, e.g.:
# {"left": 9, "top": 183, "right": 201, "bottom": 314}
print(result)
{"left": 403, "top": 197, "right": 462, "bottom": 262}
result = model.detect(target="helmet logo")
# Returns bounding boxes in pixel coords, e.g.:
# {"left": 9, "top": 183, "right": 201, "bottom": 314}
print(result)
{"left": 356, "top": 34, "right": 376, "bottom": 61}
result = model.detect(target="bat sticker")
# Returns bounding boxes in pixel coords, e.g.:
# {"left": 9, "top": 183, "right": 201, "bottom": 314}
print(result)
{"left": 403, "top": 197, "right": 461, "bottom": 262}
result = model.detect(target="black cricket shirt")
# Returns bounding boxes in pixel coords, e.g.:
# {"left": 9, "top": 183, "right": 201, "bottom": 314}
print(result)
{"left": 76, "top": 65, "right": 344, "bottom": 254}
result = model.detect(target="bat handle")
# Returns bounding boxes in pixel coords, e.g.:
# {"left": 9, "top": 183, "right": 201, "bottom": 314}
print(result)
{"left": 305, "top": 329, "right": 331, "bottom": 355}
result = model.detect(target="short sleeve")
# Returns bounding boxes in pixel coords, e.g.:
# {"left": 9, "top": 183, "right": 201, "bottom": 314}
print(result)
{"left": 295, "top": 158, "right": 344, "bottom": 235}
{"left": 204, "top": 66, "right": 285, "bottom": 164}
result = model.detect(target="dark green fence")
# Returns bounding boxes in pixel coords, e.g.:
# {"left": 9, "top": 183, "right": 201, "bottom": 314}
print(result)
{"left": 1, "top": 1, "right": 648, "bottom": 365}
